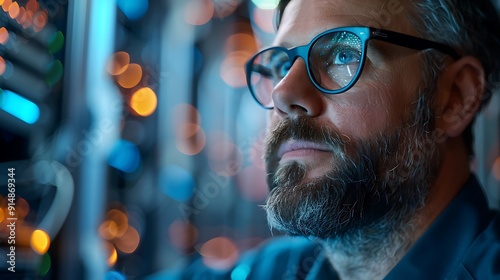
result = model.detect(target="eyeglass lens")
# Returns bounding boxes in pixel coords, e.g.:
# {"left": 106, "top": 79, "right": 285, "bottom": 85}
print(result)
{"left": 249, "top": 31, "right": 363, "bottom": 108}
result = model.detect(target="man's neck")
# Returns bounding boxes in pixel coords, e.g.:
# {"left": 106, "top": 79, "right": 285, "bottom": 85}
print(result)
{"left": 320, "top": 217, "right": 419, "bottom": 280}
{"left": 320, "top": 138, "right": 471, "bottom": 280}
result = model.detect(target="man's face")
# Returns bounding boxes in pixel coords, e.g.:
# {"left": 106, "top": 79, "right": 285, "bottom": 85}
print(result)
{"left": 263, "top": 0, "right": 441, "bottom": 238}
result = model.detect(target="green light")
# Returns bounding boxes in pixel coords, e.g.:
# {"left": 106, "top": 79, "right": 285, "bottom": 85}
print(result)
{"left": 45, "top": 60, "right": 64, "bottom": 87}
{"left": 48, "top": 31, "right": 65, "bottom": 54}
{"left": 38, "top": 253, "right": 51, "bottom": 276}
{"left": 251, "top": 0, "right": 279, "bottom": 9}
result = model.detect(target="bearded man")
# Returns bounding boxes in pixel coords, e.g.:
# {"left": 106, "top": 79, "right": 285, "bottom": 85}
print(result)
{"left": 165, "top": 0, "right": 500, "bottom": 279}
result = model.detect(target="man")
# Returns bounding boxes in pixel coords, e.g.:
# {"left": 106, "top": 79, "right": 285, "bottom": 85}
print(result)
{"left": 162, "top": 0, "right": 500, "bottom": 279}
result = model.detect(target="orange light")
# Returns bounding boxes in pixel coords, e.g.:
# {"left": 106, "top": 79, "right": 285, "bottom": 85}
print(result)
{"left": 117, "top": 63, "right": 142, "bottom": 89}
{"left": 184, "top": 0, "right": 214, "bottom": 26}
{"left": 115, "top": 226, "right": 140, "bottom": 254}
{"left": 16, "top": 6, "right": 25, "bottom": 24}
{"left": 0, "top": 208, "right": 4, "bottom": 223}
{"left": 21, "top": 10, "right": 33, "bottom": 29}
{"left": 107, "top": 51, "right": 130, "bottom": 76}
{"left": 223, "top": 33, "right": 257, "bottom": 56}
{"left": 8, "top": 1, "right": 19, "bottom": 19}
{"left": 0, "top": 0, "right": 4, "bottom": 7}
{"left": 26, "top": 0, "right": 38, "bottom": 14}
{"left": 199, "top": 237, "right": 239, "bottom": 270}
{"left": 206, "top": 131, "right": 243, "bottom": 176}
{"left": 30, "top": 229, "right": 51, "bottom": 255}
{"left": 106, "top": 243, "right": 118, "bottom": 267}
{"left": 168, "top": 221, "right": 198, "bottom": 250}
{"left": 2, "top": 0, "right": 11, "bottom": 12}
{"left": 0, "top": 56, "right": 6, "bottom": 76}
{"left": 220, "top": 51, "right": 250, "bottom": 88}
{"left": 0, "top": 27, "right": 9, "bottom": 45}
{"left": 33, "top": 10, "right": 48, "bottom": 32}
{"left": 130, "top": 87, "right": 157, "bottom": 116}
{"left": 176, "top": 124, "right": 206, "bottom": 156}
{"left": 17, "top": 197, "right": 30, "bottom": 218}
{"left": 493, "top": 157, "right": 500, "bottom": 181}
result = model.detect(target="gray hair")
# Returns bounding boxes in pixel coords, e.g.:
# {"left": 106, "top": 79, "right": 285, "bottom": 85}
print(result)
{"left": 408, "top": 0, "right": 500, "bottom": 154}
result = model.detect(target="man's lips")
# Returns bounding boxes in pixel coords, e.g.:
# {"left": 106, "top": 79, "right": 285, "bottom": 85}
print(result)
{"left": 277, "top": 140, "right": 331, "bottom": 160}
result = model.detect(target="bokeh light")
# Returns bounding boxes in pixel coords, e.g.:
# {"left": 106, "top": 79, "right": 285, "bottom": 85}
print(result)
{"left": 173, "top": 104, "right": 206, "bottom": 156}
{"left": 105, "top": 271, "right": 127, "bottom": 280}
{"left": 175, "top": 123, "right": 206, "bottom": 156}
{"left": 0, "top": 89, "right": 40, "bottom": 124}
{"left": 221, "top": 31, "right": 257, "bottom": 88}
{"left": 0, "top": 27, "right": 9, "bottom": 45}
{"left": 168, "top": 220, "right": 198, "bottom": 251}
{"left": 160, "top": 165, "right": 195, "bottom": 202}
{"left": 493, "top": 157, "right": 500, "bottom": 181}
{"left": 33, "top": 10, "right": 48, "bottom": 32}
{"left": 108, "top": 140, "right": 141, "bottom": 173}
{"left": 207, "top": 131, "right": 243, "bottom": 177}
{"left": 26, "top": 0, "right": 39, "bottom": 14}
{"left": 115, "top": 226, "right": 140, "bottom": 254}
{"left": 117, "top": 63, "right": 142, "bottom": 89}
{"left": 1, "top": 0, "right": 12, "bottom": 12}
{"left": 30, "top": 229, "right": 51, "bottom": 255}
{"left": 213, "top": 0, "right": 240, "bottom": 18}
{"left": 48, "top": 31, "right": 65, "bottom": 54}
{"left": 116, "top": 0, "right": 149, "bottom": 21}
{"left": 21, "top": 10, "right": 33, "bottom": 29}
{"left": 108, "top": 51, "right": 130, "bottom": 76}
{"left": 99, "top": 208, "right": 129, "bottom": 240}
{"left": 231, "top": 264, "right": 251, "bottom": 280}
{"left": 184, "top": 0, "right": 214, "bottom": 26}
{"left": 45, "top": 60, "right": 64, "bottom": 86}
{"left": 251, "top": 0, "right": 279, "bottom": 9}
{"left": 220, "top": 52, "right": 249, "bottom": 88}
{"left": 0, "top": 56, "right": 6, "bottom": 76}
{"left": 7, "top": 1, "right": 19, "bottom": 19}
{"left": 39, "top": 253, "right": 52, "bottom": 276}
{"left": 236, "top": 166, "right": 268, "bottom": 202}
{"left": 15, "top": 6, "right": 25, "bottom": 24}
{"left": 199, "top": 237, "right": 239, "bottom": 270}
{"left": 130, "top": 87, "right": 157, "bottom": 117}
{"left": 105, "top": 242, "right": 118, "bottom": 267}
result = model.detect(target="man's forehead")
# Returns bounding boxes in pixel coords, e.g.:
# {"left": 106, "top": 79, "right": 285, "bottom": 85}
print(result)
{"left": 275, "top": 0, "right": 415, "bottom": 46}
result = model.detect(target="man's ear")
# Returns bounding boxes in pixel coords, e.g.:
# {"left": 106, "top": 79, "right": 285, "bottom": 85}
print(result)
{"left": 434, "top": 56, "right": 485, "bottom": 138}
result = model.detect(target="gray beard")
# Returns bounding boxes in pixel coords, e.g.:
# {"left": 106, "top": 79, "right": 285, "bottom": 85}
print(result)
{"left": 263, "top": 95, "right": 440, "bottom": 266}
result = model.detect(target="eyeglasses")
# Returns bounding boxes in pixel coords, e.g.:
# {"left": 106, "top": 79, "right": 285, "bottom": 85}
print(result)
{"left": 245, "top": 26, "right": 460, "bottom": 109}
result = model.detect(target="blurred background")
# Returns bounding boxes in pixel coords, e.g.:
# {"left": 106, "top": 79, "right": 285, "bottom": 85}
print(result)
{"left": 0, "top": 0, "right": 498, "bottom": 279}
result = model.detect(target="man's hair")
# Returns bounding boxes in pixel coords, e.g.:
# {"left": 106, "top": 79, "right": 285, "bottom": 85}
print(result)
{"left": 274, "top": 0, "right": 500, "bottom": 155}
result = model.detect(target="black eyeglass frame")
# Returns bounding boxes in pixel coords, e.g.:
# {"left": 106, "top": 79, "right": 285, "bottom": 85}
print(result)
{"left": 245, "top": 26, "right": 461, "bottom": 109}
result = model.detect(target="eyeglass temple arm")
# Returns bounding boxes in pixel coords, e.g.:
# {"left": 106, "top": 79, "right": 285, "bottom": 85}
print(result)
{"left": 369, "top": 28, "right": 461, "bottom": 60}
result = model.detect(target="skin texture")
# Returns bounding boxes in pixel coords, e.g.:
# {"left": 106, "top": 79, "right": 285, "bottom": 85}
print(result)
{"left": 263, "top": 0, "right": 486, "bottom": 278}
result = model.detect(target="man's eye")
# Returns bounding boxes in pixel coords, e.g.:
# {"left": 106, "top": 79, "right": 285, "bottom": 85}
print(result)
{"left": 333, "top": 49, "right": 361, "bottom": 65}
{"left": 272, "top": 61, "right": 292, "bottom": 79}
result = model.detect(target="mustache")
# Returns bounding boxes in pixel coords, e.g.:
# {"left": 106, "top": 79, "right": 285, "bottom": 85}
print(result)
{"left": 264, "top": 117, "right": 347, "bottom": 161}
{"left": 264, "top": 117, "right": 348, "bottom": 189}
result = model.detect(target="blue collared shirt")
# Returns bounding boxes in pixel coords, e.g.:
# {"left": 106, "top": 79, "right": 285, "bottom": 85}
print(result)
{"left": 149, "top": 175, "right": 500, "bottom": 279}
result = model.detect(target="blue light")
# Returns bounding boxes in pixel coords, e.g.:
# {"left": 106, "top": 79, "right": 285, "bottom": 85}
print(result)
{"left": 231, "top": 264, "right": 251, "bottom": 280}
{"left": 108, "top": 140, "right": 141, "bottom": 173}
{"left": 105, "top": 271, "right": 127, "bottom": 280}
{"left": 0, "top": 89, "right": 40, "bottom": 124}
{"left": 116, "top": 0, "right": 149, "bottom": 20}
{"left": 160, "top": 165, "right": 195, "bottom": 202}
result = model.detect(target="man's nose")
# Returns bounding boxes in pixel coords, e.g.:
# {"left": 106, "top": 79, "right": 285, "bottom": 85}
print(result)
{"left": 272, "top": 59, "right": 324, "bottom": 118}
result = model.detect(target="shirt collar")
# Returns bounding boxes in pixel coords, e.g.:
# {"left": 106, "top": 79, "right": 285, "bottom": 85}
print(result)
{"left": 385, "top": 175, "right": 494, "bottom": 279}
